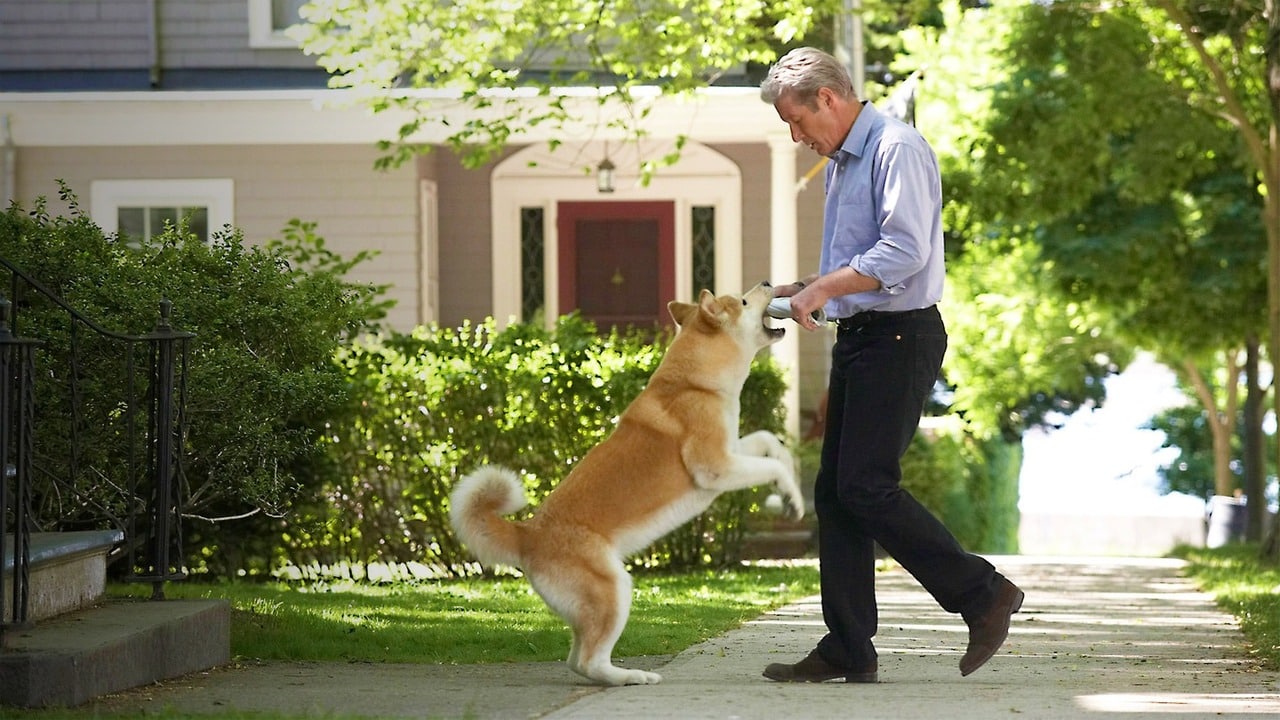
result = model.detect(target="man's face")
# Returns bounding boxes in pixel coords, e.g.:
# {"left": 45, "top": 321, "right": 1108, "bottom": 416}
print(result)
{"left": 773, "top": 87, "right": 846, "bottom": 157}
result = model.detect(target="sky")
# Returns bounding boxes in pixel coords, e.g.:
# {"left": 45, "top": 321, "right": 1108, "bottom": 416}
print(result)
{"left": 1018, "top": 353, "right": 1207, "bottom": 517}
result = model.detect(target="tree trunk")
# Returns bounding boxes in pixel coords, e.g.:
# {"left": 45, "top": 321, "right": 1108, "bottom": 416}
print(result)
{"left": 1263, "top": 0, "right": 1280, "bottom": 562}
{"left": 1243, "top": 335, "right": 1266, "bottom": 542}
{"left": 1181, "top": 355, "right": 1239, "bottom": 498}
{"left": 1266, "top": 507, "right": 1280, "bottom": 558}
{"left": 1259, "top": 0, "right": 1280, "bottom": 561}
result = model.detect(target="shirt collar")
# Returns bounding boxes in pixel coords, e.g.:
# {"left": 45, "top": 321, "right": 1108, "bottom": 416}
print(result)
{"left": 831, "top": 101, "right": 876, "bottom": 161}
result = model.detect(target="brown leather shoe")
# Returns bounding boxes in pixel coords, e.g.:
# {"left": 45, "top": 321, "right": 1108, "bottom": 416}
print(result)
{"left": 763, "top": 649, "right": 878, "bottom": 683}
{"left": 959, "top": 577, "right": 1025, "bottom": 676}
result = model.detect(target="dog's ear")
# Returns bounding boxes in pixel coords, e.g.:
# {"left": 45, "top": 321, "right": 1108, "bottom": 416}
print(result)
{"left": 670, "top": 290, "right": 724, "bottom": 327}
{"left": 698, "top": 289, "right": 730, "bottom": 327}
{"left": 668, "top": 300, "right": 696, "bottom": 327}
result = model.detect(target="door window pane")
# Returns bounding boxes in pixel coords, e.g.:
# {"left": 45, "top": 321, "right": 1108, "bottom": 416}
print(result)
{"left": 691, "top": 205, "right": 716, "bottom": 294}
{"left": 520, "top": 206, "right": 545, "bottom": 324}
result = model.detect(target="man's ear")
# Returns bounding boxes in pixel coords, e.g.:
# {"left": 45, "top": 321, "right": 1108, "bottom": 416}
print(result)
{"left": 817, "top": 86, "right": 836, "bottom": 111}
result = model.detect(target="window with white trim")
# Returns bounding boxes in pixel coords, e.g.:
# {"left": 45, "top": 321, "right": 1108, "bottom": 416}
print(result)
{"left": 248, "top": 0, "right": 306, "bottom": 48}
{"left": 90, "top": 180, "right": 234, "bottom": 244}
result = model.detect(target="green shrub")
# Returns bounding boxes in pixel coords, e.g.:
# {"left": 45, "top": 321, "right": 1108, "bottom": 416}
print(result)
{"left": 283, "top": 314, "right": 790, "bottom": 577}
{"left": 788, "top": 417, "right": 1019, "bottom": 555}
{"left": 0, "top": 190, "right": 388, "bottom": 577}
{"left": 900, "top": 418, "right": 1021, "bottom": 554}
{"left": 794, "top": 420, "right": 967, "bottom": 545}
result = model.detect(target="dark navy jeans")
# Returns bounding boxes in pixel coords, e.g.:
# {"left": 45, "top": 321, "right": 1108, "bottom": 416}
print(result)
{"left": 814, "top": 305, "right": 999, "bottom": 669}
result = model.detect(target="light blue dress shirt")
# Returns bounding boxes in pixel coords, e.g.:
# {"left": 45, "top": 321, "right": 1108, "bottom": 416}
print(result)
{"left": 820, "top": 102, "right": 945, "bottom": 320}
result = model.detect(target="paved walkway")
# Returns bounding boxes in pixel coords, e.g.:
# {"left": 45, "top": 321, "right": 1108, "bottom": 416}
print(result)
{"left": 90, "top": 556, "right": 1280, "bottom": 719}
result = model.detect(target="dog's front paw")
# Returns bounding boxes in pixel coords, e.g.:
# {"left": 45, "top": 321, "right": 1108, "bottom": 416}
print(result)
{"left": 739, "top": 430, "right": 789, "bottom": 462}
{"left": 782, "top": 489, "right": 805, "bottom": 521}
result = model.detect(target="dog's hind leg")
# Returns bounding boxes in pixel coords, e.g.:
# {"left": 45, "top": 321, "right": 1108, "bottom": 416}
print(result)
{"left": 529, "top": 551, "right": 661, "bottom": 686}
{"left": 573, "top": 568, "right": 663, "bottom": 686}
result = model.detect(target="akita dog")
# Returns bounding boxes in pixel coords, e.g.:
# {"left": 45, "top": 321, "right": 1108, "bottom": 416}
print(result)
{"left": 449, "top": 282, "right": 805, "bottom": 686}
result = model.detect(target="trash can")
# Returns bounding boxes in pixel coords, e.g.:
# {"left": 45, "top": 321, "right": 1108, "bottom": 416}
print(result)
{"left": 1205, "top": 495, "right": 1248, "bottom": 548}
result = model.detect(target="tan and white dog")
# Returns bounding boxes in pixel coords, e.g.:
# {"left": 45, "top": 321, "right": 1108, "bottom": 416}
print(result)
{"left": 449, "top": 282, "right": 804, "bottom": 686}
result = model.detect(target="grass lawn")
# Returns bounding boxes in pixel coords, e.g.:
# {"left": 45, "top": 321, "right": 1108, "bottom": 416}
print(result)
{"left": 1174, "top": 543, "right": 1280, "bottom": 671}
{"left": 107, "top": 562, "right": 822, "bottom": 665}
{"left": 0, "top": 562, "right": 821, "bottom": 719}
{"left": 111, "top": 547, "right": 1278, "bottom": 671}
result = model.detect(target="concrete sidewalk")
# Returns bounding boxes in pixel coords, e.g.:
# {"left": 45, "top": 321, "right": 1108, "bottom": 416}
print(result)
{"left": 88, "top": 556, "right": 1280, "bottom": 719}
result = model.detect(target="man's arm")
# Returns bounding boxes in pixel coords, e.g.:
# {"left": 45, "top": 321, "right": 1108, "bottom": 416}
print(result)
{"left": 781, "top": 268, "right": 882, "bottom": 331}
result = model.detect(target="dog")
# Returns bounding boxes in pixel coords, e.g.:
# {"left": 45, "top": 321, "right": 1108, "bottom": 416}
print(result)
{"left": 449, "top": 282, "right": 805, "bottom": 686}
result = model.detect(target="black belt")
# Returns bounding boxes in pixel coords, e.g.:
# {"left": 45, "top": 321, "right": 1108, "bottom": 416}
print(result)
{"left": 835, "top": 305, "right": 936, "bottom": 331}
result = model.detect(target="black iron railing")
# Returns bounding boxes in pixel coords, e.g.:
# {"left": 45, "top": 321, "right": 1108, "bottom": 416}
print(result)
{"left": 0, "top": 258, "right": 193, "bottom": 645}
{"left": 0, "top": 298, "right": 39, "bottom": 644}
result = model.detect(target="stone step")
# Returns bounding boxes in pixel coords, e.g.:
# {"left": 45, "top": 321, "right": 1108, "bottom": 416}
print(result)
{"left": 2, "top": 530, "right": 124, "bottom": 623}
{"left": 0, "top": 597, "right": 230, "bottom": 708}
{"left": 740, "top": 528, "right": 814, "bottom": 559}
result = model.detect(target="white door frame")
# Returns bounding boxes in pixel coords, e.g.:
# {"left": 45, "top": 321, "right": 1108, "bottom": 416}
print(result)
{"left": 490, "top": 139, "right": 743, "bottom": 329}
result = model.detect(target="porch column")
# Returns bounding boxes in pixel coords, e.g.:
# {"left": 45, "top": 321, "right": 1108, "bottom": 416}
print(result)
{"left": 768, "top": 132, "right": 801, "bottom": 439}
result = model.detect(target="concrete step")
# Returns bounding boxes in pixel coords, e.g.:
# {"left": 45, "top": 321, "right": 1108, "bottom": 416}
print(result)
{"left": 740, "top": 517, "right": 815, "bottom": 559}
{"left": 0, "top": 597, "right": 230, "bottom": 708}
{"left": 2, "top": 530, "right": 124, "bottom": 623}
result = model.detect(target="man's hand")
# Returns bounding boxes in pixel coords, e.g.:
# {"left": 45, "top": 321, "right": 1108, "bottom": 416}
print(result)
{"left": 773, "top": 281, "right": 807, "bottom": 298}
{"left": 788, "top": 286, "right": 825, "bottom": 331}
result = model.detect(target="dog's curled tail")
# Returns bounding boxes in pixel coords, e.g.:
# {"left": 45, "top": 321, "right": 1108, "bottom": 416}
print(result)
{"left": 449, "top": 465, "right": 528, "bottom": 569}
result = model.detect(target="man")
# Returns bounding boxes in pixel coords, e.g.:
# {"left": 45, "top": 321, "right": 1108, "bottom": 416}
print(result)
{"left": 759, "top": 46, "right": 1023, "bottom": 683}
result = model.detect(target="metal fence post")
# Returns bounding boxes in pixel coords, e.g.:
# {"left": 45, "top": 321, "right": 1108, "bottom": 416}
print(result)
{"left": 129, "top": 299, "right": 193, "bottom": 600}
{"left": 0, "top": 296, "right": 40, "bottom": 645}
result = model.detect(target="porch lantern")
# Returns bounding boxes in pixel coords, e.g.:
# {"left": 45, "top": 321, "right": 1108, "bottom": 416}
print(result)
{"left": 596, "top": 156, "right": 616, "bottom": 194}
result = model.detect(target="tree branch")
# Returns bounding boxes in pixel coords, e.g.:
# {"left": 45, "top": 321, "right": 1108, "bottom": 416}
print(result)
{"left": 1149, "top": 0, "right": 1276, "bottom": 189}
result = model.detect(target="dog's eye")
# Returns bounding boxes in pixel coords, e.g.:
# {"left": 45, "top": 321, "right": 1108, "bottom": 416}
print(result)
{"left": 742, "top": 299, "right": 748, "bottom": 306}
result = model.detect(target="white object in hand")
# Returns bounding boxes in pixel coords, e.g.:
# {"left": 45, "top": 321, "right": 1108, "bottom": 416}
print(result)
{"left": 767, "top": 297, "right": 826, "bottom": 325}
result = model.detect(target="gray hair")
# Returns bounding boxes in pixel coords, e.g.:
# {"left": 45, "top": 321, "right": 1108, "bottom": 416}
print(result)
{"left": 760, "top": 47, "right": 856, "bottom": 108}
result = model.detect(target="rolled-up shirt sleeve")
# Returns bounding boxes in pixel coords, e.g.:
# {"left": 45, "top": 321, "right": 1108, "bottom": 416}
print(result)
{"left": 849, "top": 142, "right": 939, "bottom": 295}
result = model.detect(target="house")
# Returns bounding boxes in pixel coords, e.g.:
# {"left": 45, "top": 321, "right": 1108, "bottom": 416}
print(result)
{"left": 0, "top": 0, "right": 835, "bottom": 437}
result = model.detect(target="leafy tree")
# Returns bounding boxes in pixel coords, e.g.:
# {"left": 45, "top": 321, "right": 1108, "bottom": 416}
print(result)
{"left": 944, "top": 236, "right": 1126, "bottom": 442}
{"left": 899, "top": 2, "right": 1127, "bottom": 442}
{"left": 933, "top": 1, "right": 1272, "bottom": 540}
{"left": 1149, "top": 400, "right": 1278, "bottom": 535}
{"left": 1150, "top": 404, "right": 1234, "bottom": 502}
{"left": 1036, "top": 167, "right": 1267, "bottom": 498}
{"left": 289, "top": 0, "right": 986, "bottom": 178}
{"left": 290, "top": 0, "right": 838, "bottom": 177}
{"left": 1138, "top": 0, "right": 1280, "bottom": 558}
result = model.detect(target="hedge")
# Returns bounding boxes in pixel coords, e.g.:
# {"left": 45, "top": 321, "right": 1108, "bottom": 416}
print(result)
{"left": 0, "top": 190, "right": 388, "bottom": 578}
{"left": 280, "top": 314, "right": 791, "bottom": 577}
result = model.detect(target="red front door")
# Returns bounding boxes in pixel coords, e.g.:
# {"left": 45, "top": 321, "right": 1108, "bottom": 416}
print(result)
{"left": 557, "top": 201, "right": 675, "bottom": 331}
